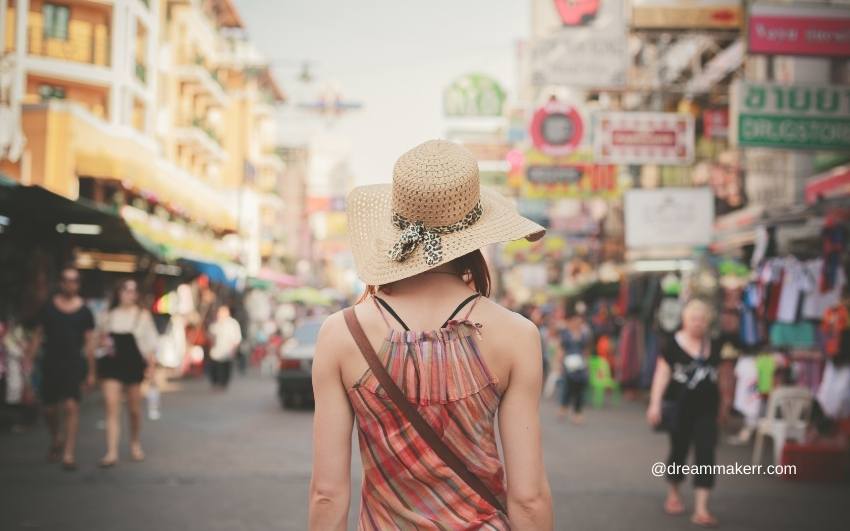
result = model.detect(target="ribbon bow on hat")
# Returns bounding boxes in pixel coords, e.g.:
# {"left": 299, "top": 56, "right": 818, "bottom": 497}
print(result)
{"left": 388, "top": 201, "right": 483, "bottom": 266}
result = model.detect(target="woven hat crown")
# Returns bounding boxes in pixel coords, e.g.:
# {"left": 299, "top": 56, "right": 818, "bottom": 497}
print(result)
{"left": 391, "top": 140, "right": 480, "bottom": 227}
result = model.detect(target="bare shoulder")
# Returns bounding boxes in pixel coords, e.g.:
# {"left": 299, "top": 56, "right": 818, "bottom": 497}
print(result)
{"left": 316, "top": 310, "right": 349, "bottom": 348}
{"left": 474, "top": 297, "right": 541, "bottom": 355}
{"left": 476, "top": 297, "right": 539, "bottom": 335}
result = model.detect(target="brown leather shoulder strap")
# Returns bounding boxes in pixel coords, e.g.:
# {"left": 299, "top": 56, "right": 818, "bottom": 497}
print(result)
{"left": 342, "top": 306, "right": 506, "bottom": 514}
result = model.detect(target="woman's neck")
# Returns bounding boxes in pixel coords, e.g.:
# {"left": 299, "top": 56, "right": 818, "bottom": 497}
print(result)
{"left": 380, "top": 271, "right": 470, "bottom": 298}
{"left": 677, "top": 329, "right": 704, "bottom": 344}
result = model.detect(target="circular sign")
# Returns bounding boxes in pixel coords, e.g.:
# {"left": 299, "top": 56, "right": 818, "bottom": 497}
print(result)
{"left": 530, "top": 99, "right": 583, "bottom": 156}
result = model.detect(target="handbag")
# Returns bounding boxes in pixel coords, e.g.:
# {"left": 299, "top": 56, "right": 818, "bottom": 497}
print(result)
{"left": 342, "top": 307, "right": 506, "bottom": 514}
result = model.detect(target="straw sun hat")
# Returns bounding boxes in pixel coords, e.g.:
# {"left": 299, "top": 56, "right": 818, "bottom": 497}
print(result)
{"left": 347, "top": 139, "right": 546, "bottom": 286}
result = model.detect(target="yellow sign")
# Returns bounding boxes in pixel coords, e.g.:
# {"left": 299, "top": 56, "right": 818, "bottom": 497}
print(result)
{"left": 521, "top": 149, "right": 620, "bottom": 199}
{"left": 631, "top": 0, "right": 742, "bottom": 30}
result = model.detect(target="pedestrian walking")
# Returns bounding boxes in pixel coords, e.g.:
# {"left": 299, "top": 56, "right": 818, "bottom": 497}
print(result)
{"left": 208, "top": 305, "right": 242, "bottom": 391}
{"left": 96, "top": 279, "right": 159, "bottom": 467}
{"left": 555, "top": 300, "right": 593, "bottom": 424}
{"left": 29, "top": 267, "right": 96, "bottom": 470}
{"left": 646, "top": 298, "right": 721, "bottom": 527}
{"left": 309, "top": 140, "right": 553, "bottom": 530}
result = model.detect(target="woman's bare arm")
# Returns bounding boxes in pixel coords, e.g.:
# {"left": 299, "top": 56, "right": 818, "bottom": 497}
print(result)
{"left": 646, "top": 357, "right": 671, "bottom": 426}
{"left": 498, "top": 317, "right": 554, "bottom": 530}
{"left": 309, "top": 313, "right": 354, "bottom": 531}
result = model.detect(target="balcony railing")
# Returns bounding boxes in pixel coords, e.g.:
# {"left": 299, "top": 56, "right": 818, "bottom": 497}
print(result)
{"left": 135, "top": 62, "right": 147, "bottom": 84}
{"left": 27, "top": 23, "right": 110, "bottom": 66}
{"left": 190, "top": 117, "right": 222, "bottom": 146}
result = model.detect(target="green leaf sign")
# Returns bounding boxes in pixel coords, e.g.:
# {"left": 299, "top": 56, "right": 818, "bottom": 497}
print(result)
{"left": 443, "top": 73, "right": 506, "bottom": 117}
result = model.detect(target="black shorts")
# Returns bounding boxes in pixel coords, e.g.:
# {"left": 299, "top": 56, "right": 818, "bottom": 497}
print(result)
{"left": 41, "top": 366, "right": 84, "bottom": 404}
{"left": 97, "top": 352, "right": 146, "bottom": 384}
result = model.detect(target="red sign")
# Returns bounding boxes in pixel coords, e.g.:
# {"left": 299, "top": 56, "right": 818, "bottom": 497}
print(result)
{"left": 593, "top": 112, "right": 694, "bottom": 165}
{"left": 529, "top": 99, "right": 584, "bottom": 157}
{"left": 805, "top": 165, "right": 850, "bottom": 205}
{"left": 702, "top": 108, "right": 729, "bottom": 139}
{"left": 748, "top": 3, "right": 850, "bottom": 57}
{"left": 552, "top": 0, "right": 600, "bottom": 26}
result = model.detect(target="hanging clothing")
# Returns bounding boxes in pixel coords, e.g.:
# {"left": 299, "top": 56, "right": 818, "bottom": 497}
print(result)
{"left": 739, "top": 283, "right": 761, "bottom": 347}
{"left": 802, "top": 259, "right": 845, "bottom": 320}
{"left": 769, "top": 321, "right": 816, "bottom": 349}
{"left": 754, "top": 353, "right": 776, "bottom": 394}
{"left": 821, "top": 305, "right": 849, "bottom": 359}
{"left": 617, "top": 319, "right": 643, "bottom": 387}
{"left": 775, "top": 257, "right": 814, "bottom": 324}
{"left": 816, "top": 361, "right": 850, "bottom": 419}
{"left": 793, "top": 358, "right": 824, "bottom": 395}
{"left": 821, "top": 223, "right": 847, "bottom": 292}
{"left": 733, "top": 356, "right": 761, "bottom": 428}
{"left": 3, "top": 325, "right": 32, "bottom": 404}
{"left": 347, "top": 295, "right": 509, "bottom": 530}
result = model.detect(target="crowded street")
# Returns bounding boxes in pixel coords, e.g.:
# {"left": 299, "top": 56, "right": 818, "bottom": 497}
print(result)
{"left": 3, "top": 0, "right": 850, "bottom": 529}
{"left": 1, "top": 370, "right": 847, "bottom": 530}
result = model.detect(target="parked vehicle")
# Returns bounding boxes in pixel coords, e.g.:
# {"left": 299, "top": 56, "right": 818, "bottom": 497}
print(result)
{"left": 276, "top": 319, "right": 322, "bottom": 409}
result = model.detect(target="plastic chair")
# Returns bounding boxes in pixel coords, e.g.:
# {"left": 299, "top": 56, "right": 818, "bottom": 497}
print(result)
{"left": 588, "top": 355, "right": 620, "bottom": 408}
{"left": 752, "top": 386, "right": 813, "bottom": 465}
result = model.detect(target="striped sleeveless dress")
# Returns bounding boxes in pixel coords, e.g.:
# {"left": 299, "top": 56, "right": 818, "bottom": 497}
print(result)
{"left": 346, "top": 294, "right": 510, "bottom": 530}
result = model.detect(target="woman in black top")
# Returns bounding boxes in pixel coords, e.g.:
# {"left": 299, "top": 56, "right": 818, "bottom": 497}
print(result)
{"left": 31, "top": 267, "right": 96, "bottom": 470}
{"left": 647, "top": 299, "right": 720, "bottom": 527}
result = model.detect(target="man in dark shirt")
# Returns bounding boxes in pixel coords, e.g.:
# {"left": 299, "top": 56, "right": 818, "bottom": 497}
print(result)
{"left": 30, "top": 267, "right": 96, "bottom": 470}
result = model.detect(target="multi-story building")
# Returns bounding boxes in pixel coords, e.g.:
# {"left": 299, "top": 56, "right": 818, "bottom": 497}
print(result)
{"left": 0, "top": 0, "right": 296, "bottom": 275}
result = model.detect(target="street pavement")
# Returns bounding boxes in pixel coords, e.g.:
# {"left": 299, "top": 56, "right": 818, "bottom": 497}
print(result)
{"left": 1, "top": 371, "right": 848, "bottom": 531}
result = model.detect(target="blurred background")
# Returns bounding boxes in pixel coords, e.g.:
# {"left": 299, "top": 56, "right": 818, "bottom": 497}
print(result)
{"left": 1, "top": 0, "right": 850, "bottom": 530}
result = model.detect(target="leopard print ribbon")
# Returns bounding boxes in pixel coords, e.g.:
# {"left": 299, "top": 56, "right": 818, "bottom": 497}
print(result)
{"left": 388, "top": 201, "right": 483, "bottom": 266}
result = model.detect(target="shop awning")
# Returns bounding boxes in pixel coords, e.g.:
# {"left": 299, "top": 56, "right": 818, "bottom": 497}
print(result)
{"left": 805, "top": 165, "right": 850, "bottom": 205}
{"left": 0, "top": 182, "right": 156, "bottom": 256}
{"left": 249, "top": 267, "right": 300, "bottom": 288}
{"left": 177, "top": 257, "right": 245, "bottom": 289}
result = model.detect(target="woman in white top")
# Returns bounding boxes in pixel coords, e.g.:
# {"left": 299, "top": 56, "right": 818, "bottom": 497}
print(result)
{"left": 96, "top": 279, "right": 158, "bottom": 467}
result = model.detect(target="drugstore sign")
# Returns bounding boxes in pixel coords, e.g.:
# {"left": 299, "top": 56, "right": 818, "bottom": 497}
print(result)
{"left": 732, "top": 82, "right": 850, "bottom": 151}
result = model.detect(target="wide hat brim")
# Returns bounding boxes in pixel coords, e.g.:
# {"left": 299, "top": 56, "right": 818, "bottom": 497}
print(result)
{"left": 347, "top": 184, "right": 546, "bottom": 285}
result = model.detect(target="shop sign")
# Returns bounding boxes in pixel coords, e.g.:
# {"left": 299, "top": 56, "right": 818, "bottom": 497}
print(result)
{"left": 522, "top": 149, "right": 619, "bottom": 199}
{"left": 732, "top": 82, "right": 850, "bottom": 151}
{"left": 443, "top": 74, "right": 506, "bottom": 117}
{"left": 593, "top": 112, "right": 695, "bottom": 165}
{"left": 530, "top": 0, "right": 627, "bottom": 87}
{"left": 461, "top": 142, "right": 510, "bottom": 162}
{"left": 703, "top": 108, "right": 730, "bottom": 139}
{"left": 743, "top": 149, "right": 796, "bottom": 208}
{"left": 631, "top": 0, "right": 742, "bottom": 30}
{"left": 624, "top": 188, "right": 715, "bottom": 248}
{"left": 805, "top": 165, "right": 850, "bottom": 205}
{"left": 529, "top": 99, "right": 584, "bottom": 156}
{"left": 748, "top": 3, "right": 850, "bottom": 57}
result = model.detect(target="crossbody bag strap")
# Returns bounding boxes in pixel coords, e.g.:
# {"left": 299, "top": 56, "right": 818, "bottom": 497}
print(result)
{"left": 342, "top": 307, "right": 506, "bottom": 515}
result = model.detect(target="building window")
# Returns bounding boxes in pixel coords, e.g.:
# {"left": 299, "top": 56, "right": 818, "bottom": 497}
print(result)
{"left": 43, "top": 3, "right": 70, "bottom": 40}
{"left": 38, "top": 84, "right": 66, "bottom": 100}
